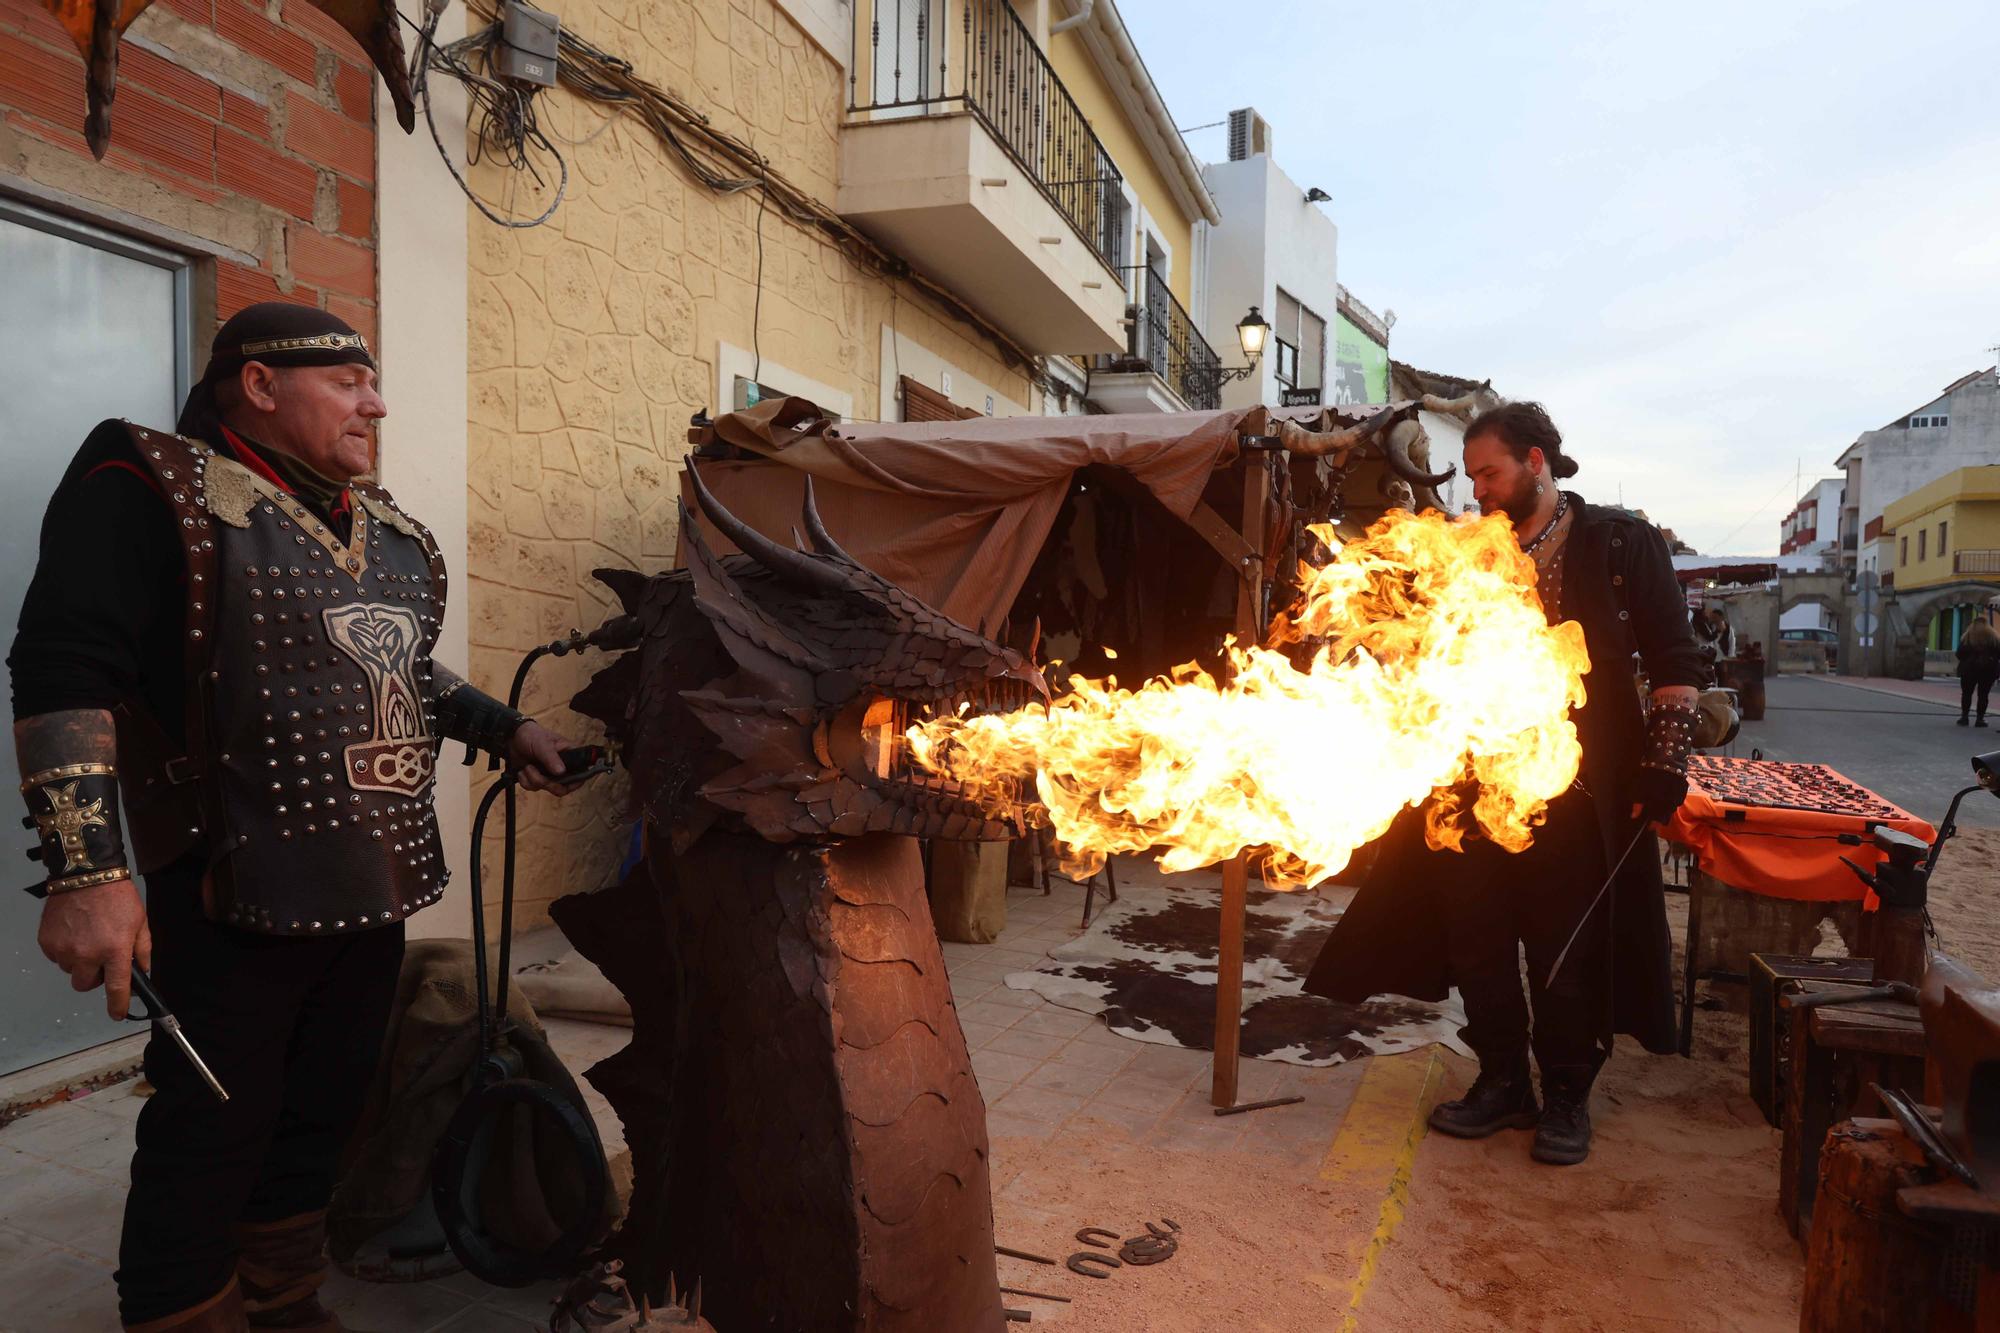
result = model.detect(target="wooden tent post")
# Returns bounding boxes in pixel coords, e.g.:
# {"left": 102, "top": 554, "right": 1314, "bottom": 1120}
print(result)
{"left": 1212, "top": 450, "right": 1272, "bottom": 1108}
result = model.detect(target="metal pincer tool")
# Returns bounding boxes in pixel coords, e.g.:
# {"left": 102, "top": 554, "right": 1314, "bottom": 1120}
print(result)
{"left": 129, "top": 967, "right": 228, "bottom": 1103}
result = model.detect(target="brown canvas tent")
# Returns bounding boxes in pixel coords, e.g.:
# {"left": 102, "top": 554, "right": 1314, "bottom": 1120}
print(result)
{"left": 677, "top": 392, "right": 1475, "bottom": 1104}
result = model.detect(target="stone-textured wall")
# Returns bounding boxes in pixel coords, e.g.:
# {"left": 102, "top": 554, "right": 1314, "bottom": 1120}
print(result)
{"left": 464, "top": 0, "right": 1036, "bottom": 929}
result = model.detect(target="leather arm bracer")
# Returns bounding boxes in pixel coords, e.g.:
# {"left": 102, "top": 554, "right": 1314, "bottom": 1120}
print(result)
{"left": 432, "top": 671, "right": 528, "bottom": 762}
{"left": 1641, "top": 700, "right": 1700, "bottom": 778}
{"left": 21, "top": 762, "right": 131, "bottom": 897}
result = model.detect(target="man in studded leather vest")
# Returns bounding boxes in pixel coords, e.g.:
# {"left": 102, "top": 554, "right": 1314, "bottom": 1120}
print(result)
{"left": 9, "top": 303, "right": 584, "bottom": 1332}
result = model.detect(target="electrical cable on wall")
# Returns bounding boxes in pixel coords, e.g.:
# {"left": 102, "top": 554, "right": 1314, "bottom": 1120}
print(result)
{"left": 454, "top": 0, "right": 1054, "bottom": 395}
{"left": 409, "top": 3, "right": 568, "bottom": 228}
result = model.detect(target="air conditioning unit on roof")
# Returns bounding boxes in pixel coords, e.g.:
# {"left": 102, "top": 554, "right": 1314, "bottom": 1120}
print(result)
{"left": 1227, "top": 108, "right": 1273, "bottom": 162}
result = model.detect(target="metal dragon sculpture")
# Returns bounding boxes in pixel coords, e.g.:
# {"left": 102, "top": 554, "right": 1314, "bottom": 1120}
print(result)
{"left": 556, "top": 462, "right": 1044, "bottom": 1333}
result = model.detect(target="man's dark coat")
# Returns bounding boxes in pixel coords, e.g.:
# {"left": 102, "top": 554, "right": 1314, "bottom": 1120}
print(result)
{"left": 1302, "top": 496, "right": 1707, "bottom": 1055}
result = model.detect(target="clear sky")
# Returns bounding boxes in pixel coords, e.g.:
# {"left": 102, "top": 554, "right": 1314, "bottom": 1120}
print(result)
{"left": 1122, "top": 0, "right": 2000, "bottom": 553}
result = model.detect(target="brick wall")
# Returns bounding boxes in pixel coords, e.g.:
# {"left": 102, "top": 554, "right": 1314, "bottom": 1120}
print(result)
{"left": 0, "top": 0, "right": 380, "bottom": 339}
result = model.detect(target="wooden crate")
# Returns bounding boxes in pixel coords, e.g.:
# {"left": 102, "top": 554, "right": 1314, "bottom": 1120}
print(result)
{"left": 1748, "top": 955, "right": 1875, "bottom": 1128}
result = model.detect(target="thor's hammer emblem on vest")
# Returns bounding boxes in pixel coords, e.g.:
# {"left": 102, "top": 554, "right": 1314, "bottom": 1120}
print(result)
{"left": 323, "top": 603, "right": 435, "bottom": 797}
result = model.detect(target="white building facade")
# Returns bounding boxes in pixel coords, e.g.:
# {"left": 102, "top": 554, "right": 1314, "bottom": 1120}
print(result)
{"left": 1779, "top": 477, "right": 1845, "bottom": 568}
{"left": 1837, "top": 368, "right": 2000, "bottom": 582}
{"left": 1195, "top": 109, "right": 1340, "bottom": 412}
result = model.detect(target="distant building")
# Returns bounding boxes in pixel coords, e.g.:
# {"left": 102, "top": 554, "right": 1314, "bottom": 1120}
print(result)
{"left": 1779, "top": 478, "right": 1845, "bottom": 565}
{"left": 1881, "top": 464, "right": 2000, "bottom": 654}
{"left": 1334, "top": 287, "right": 1393, "bottom": 407}
{"left": 1835, "top": 368, "right": 2000, "bottom": 585}
{"left": 1197, "top": 109, "right": 1341, "bottom": 412}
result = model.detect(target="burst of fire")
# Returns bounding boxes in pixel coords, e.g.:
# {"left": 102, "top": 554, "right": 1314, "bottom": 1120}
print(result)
{"left": 906, "top": 510, "right": 1592, "bottom": 887}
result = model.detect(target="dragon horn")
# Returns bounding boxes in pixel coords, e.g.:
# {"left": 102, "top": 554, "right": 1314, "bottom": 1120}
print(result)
{"left": 799, "top": 475, "right": 865, "bottom": 568}
{"left": 685, "top": 460, "right": 846, "bottom": 594}
{"left": 1380, "top": 418, "right": 1457, "bottom": 489}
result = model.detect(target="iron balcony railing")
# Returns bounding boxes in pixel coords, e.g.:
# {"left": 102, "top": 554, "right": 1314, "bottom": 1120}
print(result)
{"left": 1090, "top": 266, "right": 1223, "bottom": 410}
{"left": 850, "top": 0, "right": 1126, "bottom": 272}
{"left": 1955, "top": 550, "right": 2000, "bottom": 575}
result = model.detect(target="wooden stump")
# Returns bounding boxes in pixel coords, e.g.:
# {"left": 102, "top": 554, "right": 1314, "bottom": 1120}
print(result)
{"left": 1801, "top": 1119, "right": 1941, "bottom": 1332}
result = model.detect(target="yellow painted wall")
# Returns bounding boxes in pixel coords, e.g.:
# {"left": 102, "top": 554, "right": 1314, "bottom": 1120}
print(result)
{"left": 1046, "top": 30, "right": 1196, "bottom": 308}
{"left": 463, "top": 0, "right": 1035, "bottom": 930}
{"left": 1884, "top": 466, "right": 2000, "bottom": 591}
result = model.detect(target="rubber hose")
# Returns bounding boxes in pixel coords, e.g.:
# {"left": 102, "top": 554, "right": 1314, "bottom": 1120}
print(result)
{"left": 430, "top": 1076, "right": 609, "bottom": 1287}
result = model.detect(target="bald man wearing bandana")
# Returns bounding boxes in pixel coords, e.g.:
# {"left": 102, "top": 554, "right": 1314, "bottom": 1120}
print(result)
{"left": 8, "top": 302, "right": 583, "bottom": 1331}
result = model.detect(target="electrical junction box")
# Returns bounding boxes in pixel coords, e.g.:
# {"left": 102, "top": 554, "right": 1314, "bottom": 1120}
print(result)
{"left": 499, "top": 0, "right": 559, "bottom": 87}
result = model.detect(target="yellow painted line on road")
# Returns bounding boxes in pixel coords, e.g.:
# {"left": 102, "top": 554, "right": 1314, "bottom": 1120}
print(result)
{"left": 1317, "top": 1047, "right": 1448, "bottom": 1331}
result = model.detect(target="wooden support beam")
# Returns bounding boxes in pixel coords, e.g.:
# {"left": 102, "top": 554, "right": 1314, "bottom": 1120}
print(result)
{"left": 1213, "top": 454, "right": 1272, "bottom": 1108}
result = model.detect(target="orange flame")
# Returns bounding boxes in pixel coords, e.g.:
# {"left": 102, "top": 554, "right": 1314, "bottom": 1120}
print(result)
{"left": 906, "top": 510, "right": 1591, "bottom": 887}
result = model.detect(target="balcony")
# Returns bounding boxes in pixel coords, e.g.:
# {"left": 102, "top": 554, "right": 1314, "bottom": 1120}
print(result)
{"left": 1086, "top": 267, "right": 1225, "bottom": 412}
{"left": 840, "top": 0, "right": 1128, "bottom": 354}
{"left": 1955, "top": 550, "right": 2000, "bottom": 576}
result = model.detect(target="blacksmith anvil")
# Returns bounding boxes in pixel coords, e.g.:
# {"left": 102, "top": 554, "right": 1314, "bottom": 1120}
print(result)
{"left": 1841, "top": 825, "right": 1931, "bottom": 987}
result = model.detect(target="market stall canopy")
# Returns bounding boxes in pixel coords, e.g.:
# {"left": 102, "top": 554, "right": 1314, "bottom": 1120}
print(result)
{"left": 681, "top": 395, "right": 1386, "bottom": 636}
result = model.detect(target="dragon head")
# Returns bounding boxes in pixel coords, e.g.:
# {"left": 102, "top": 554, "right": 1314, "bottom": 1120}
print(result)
{"left": 573, "top": 463, "right": 1047, "bottom": 849}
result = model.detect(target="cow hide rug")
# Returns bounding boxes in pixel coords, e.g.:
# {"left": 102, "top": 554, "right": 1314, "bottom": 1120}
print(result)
{"left": 1004, "top": 877, "right": 1472, "bottom": 1067}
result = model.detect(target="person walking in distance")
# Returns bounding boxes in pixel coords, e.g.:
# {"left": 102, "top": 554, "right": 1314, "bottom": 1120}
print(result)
{"left": 1956, "top": 618, "right": 2000, "bottom": 727}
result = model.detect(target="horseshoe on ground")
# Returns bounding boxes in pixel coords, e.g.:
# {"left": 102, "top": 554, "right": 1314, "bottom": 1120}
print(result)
{"left": 1074, "top": 1227, "right": 1120, "bottom": 1249}
{"left": 1066, "top": 1252, "right": 1122, "bottom": 1279}
{"left": 1118, "top": 1234, "right": 1177, "bottom": 1266}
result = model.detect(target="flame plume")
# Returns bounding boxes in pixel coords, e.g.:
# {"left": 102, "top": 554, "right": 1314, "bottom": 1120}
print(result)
{"left": 906, "top": 511, "right": 1591, "bottom": 888}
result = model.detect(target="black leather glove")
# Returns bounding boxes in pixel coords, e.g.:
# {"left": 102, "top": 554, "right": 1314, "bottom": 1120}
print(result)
{"left": 1634, "top": 764, "right": 1689, "bottom": 826}
{"left": 1635, "top": 701, "right": 1699, "bottom": 825}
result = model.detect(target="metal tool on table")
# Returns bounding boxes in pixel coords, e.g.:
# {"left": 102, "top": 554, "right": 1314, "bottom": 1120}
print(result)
{"left": 128, "top": 965, "right": 228, "bottom": 1103}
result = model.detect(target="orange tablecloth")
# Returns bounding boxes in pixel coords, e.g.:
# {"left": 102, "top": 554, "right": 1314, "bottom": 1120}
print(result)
{"left": 1661, "top": 757, "right": 1936, "bottom": 903}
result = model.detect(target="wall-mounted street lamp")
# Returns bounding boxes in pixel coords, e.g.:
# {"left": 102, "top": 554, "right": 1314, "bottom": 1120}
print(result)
{"left": 1185, "top": 306, "right": 1271, "bottom": 398}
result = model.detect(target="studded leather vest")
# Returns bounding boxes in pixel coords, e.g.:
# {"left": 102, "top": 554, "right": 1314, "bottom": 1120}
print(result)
{"left": 124, "top": 423, "right": 450, "bottom": 935}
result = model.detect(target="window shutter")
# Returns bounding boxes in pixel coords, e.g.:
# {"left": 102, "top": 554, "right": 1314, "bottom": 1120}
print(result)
{"left": 900, "top": 375, "right": 982, "bottom": 422}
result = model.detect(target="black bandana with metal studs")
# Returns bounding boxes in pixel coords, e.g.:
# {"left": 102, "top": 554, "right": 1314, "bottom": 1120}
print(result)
{"left": 176, "top": 301, "right": 375, "bottom": 441}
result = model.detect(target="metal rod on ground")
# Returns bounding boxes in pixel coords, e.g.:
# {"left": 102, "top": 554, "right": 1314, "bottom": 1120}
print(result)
{"left": 995, "top": 1246, "right": 1058, "bottom": 1266}
{"left": 1212, "top": 851, "right": 1248, "bottom": 1108}
{"left": 1544, "top": 821, "right": 1650, "bottom": 990}
{"left": 1000, "top": 1287, "right": 1072, "bottom": 1304}
{"left": 1215, "top": 1094, "right": 1304, "bottom": 1117}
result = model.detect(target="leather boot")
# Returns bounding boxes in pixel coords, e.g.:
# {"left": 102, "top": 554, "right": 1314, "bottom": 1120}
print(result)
{"left": 1958, "top": 713, "right": 1970, "bottom": 726}
{"left": 1428, "top": 1053, "right": 1539, "bottom": 1138}
{"left": 233, "top": 1211, "right": 367, "bottom": 1332}
{"left": 1533, "top": 1066, "right": 1596, "bottom": 1165}
{"left": 125, "top": 1277, "right": 249, "bottom": 1332}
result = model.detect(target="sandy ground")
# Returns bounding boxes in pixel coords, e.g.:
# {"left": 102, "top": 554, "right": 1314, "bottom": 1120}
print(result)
{"left": 984, "top": 1064, "right": 1373, "bottom": 1332}
{"left": 1361, "top": 1029, "right": 1799, "bottom": 1333}
{"left": 1358, "top": 830, "right": 2000, "bottom": 1332}
{"left": 1923, "top": 826, "right": 2000, "bottom": 976}
{"left": 1357, "top": 867, "right": 1803, "bottom": 1333}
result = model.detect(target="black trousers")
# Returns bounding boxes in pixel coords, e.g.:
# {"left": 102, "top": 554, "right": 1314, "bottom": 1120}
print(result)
{"left": 116, "top": 860, "right": 405, "bottom": 1323}
{"left": 1961, "top": 676, "right": 1994, "bottom": 720}
{"left": 1441, "top": 789, "right": 1611, "bottom": 1074}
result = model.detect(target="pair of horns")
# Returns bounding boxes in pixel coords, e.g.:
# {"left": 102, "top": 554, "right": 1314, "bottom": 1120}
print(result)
{"left": 683, "top": 460, "right": 862, "bottom": 591}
